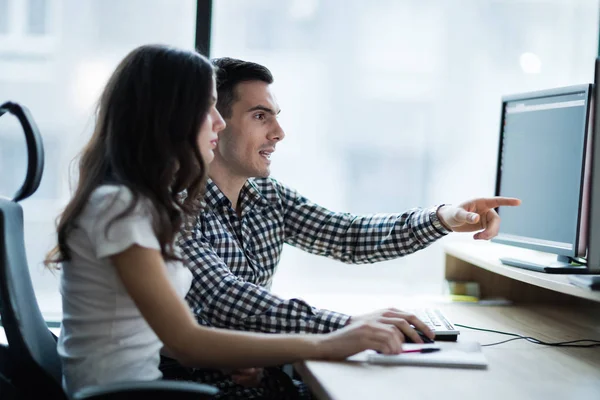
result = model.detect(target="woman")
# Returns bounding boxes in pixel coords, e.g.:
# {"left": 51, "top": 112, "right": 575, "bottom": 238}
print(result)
{"left": 45, "top": 44, "right": 403, "bottom": 396}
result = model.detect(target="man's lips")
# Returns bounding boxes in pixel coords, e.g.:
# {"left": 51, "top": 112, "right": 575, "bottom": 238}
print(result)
{"left": 259, "top": 148, "right": 275, "bottom": 159}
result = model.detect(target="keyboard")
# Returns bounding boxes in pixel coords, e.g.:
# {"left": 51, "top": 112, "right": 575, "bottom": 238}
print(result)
{"left": 411, "top": 308, "right": 460, "bottom": 341}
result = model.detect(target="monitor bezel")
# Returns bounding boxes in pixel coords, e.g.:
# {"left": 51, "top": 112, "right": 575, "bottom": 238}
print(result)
{"left": 492, "top": 84, "right": 593, "bottom": 258}
{"left": 585, "top": 60, "right": 600, "bottom": 273}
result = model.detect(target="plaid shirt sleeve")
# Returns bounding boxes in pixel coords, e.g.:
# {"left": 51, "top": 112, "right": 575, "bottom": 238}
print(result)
{"left": 276, "top": 181, "right": 450, "bottom": 263}
{"left": 181, "top": 226, "right": 350, "bottom": 334}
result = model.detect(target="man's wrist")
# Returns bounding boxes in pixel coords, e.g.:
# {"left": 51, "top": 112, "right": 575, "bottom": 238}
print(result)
{"left": 431, "top": 204, "right": 452, "bottom": 234}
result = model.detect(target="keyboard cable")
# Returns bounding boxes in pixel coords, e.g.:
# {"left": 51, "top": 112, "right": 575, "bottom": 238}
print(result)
{"left": 454, "top": 323, "right": 600, "bottom": 348}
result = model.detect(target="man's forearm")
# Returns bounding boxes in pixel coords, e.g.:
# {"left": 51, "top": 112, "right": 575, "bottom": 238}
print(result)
{"left": 285, "top": 206, "right": 448, "bottom": 264}
{"left": 198, "top": 294, "right": 350, "bottom": 334}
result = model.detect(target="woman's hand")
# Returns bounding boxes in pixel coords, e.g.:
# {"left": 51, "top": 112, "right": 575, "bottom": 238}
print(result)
{"left": 315, "top": 320, "right": 404, "bottom": 360}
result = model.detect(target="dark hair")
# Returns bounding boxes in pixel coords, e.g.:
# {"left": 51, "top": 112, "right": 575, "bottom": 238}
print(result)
{"left": 211, "top": 57, "right": 273, "bottom": 118}
{"left": 45, "top": 44, "right": 214, "bottom": 267}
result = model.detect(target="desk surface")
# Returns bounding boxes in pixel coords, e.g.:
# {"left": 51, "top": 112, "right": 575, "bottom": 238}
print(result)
{"left": 295, "top": 303, "right": 600, "bottom": 400}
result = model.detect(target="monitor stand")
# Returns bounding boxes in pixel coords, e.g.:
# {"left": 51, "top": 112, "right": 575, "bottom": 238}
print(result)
{"left": 499, "top": 255, "right": 588, "bottom": 274}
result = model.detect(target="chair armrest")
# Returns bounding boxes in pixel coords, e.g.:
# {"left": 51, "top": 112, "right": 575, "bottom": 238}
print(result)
{"left": 74, "top": 380, "right": 218, "bottom": 400}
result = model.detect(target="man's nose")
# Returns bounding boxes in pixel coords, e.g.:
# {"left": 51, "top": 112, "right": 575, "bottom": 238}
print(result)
{"left": 268, "top": 120, "right": 285, "bottom": 141}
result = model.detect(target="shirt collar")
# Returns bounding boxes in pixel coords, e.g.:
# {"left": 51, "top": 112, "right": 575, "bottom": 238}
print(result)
{"left": 204, "top": 178, "right": 271, "bottom": 212}
{"left": 205, "top": 179, "right": 231, "bottom": 209}
{"left": 241, "top": 179, "right": 271, "bottom": 209}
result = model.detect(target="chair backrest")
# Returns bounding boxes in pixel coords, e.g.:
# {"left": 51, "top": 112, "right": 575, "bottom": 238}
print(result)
{"left": 0, "top": 102, "right": 66, "bottom": 399}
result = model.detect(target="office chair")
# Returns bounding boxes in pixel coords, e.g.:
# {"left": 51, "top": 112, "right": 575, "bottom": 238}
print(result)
{"left": 0, "top": 101, "right": 218, "bottom": 400}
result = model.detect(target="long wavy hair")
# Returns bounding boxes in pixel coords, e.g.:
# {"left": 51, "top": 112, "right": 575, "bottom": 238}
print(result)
{"left": 45, "top": 44, "right": 214, "bottom": 267}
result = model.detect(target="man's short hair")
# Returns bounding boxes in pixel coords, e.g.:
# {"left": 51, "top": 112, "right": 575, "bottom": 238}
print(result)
{"left": 211, "top": 57, "right": 274, "bottom": 118}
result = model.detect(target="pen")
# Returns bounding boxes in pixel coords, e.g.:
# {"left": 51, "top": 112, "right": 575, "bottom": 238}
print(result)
{"left": 402, "top": 348, "right": 441, "bottom": 354}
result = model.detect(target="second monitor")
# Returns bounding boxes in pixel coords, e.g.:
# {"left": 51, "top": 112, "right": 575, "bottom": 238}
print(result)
{"left": 492, "top": 84, "right": 592, "bottom": 274}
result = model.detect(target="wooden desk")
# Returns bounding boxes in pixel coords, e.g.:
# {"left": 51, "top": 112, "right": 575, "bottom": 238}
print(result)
{"left": 444, "top": 241, "right": 600, "bottom": 304}
{"left": 295, "top": 242, "right": 600, "bottom": 400}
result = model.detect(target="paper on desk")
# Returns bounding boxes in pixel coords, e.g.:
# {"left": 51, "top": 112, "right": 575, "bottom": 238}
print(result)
{"left": 347, "top": 341, "right": 488, "bottom": 370}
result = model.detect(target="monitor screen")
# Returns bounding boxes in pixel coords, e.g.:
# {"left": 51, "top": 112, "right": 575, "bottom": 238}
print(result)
{"left": 494, "top": 85, "right": 592, "bottom": 258}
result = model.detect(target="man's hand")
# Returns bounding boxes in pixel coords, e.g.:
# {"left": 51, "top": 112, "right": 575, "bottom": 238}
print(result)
{"left": 346, "top": 308, "right": 434, "bottom": 343}
{"left": 437, "top": 197, "right": 521, "bottom": 240}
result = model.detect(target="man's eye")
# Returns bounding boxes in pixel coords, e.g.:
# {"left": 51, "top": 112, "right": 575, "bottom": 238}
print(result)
{"left": 254, "top": 113, "right": 266, "bottom": 121}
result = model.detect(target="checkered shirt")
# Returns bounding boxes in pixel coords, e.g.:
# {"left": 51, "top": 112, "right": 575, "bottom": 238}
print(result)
{"left": 180, "top": 177, "right": 449, "bottom": 334}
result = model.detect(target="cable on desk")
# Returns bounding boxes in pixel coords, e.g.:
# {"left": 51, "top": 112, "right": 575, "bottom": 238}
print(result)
{"left": 454, "top": 323, "right": 600, "bottom": 348}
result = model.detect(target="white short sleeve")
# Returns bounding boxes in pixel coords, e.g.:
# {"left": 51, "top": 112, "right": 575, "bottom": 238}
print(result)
{"left": 82, "top": 186, "right": 161, "bottom": 259}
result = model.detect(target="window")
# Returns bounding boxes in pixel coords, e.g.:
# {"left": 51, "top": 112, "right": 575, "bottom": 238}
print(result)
{"left": 0, "top": 0, "right": 198, "bottom": 320}
{"left": 27, "top": 0, "right": 50, "bottom": 35}
{"left": 211, "top": 0, "right": 599, "bottom": 300}
{"left": 0, "top": 0, "right": 57, "bottom": 54}
{"left": 0, "top": 0, "right": 9, "bottom": 34}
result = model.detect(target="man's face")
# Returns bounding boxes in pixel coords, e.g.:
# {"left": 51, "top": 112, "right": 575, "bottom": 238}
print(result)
{"left": 213, "top": 80, "right": 284, "bottom": 179}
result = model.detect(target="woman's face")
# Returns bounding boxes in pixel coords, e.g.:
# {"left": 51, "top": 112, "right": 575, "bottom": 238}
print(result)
{"left": 198, "top": 76, "right": 226, "bottom": 164}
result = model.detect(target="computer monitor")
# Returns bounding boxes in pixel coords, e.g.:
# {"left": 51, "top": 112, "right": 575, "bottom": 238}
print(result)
{"left": 584, "top": 60, "right": 600, "bottom": 274}
{"left": 492, "top": 84, "right": 593, "bottom": 274}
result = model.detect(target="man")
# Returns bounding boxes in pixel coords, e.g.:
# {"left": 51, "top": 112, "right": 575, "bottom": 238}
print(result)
{"left": 172, "top": 58, "right": 520, "bottom": 398}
